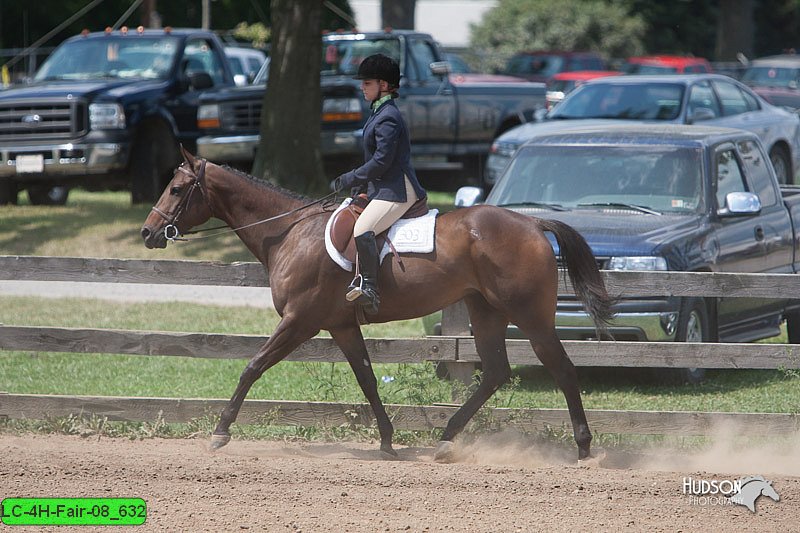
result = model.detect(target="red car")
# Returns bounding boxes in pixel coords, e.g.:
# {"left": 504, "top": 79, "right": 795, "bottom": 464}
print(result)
{"left": 623, "top": 55, "right": 713, "bottom": 74}
{"left": 545, "top": 70, "right": 622, "bottom": 109}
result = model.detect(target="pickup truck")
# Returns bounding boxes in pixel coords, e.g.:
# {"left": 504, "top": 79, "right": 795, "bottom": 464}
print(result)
{"left": 195, "top": 29, "right": 546, "bottom": 186}
{"left": 437, "top": 123, "right": 800, "bottom": 381}
{"left": 0, "top": 27, "right": 236, "bottom": 205}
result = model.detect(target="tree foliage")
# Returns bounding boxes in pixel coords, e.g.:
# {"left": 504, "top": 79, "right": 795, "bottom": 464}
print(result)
{"left": 470, "top": 0, "right": 647, "bottom": 69}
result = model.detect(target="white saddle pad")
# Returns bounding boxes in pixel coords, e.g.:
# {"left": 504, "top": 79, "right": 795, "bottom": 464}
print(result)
{"left": 324, "top": 198, "right": 438, "bottom": 272}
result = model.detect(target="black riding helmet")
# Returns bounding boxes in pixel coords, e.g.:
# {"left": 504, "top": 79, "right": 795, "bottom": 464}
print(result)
{"left": 354, "top": 53, "right": 401, "bottom": 88}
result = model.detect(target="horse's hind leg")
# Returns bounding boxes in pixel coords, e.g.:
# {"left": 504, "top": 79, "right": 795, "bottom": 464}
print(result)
{"left": 519, "top": 323, "right": 592, "bottom": 460}
{"left": 330, "top": 326, "right": 396, "bottom": 458}
{"left": 211, "top": 317, "right": 317, "bottom": 450}
{"left": 435, "top": 294, "right": 511, "bottom": 462}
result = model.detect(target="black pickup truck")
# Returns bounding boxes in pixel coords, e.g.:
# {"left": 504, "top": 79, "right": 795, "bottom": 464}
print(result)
{"left": 195, "top": 30, "right": 547, "bottom": 186}
{"left": 0, "top": 27, "right": 236, "bottom": 205}
{"left": 445, "top": 123, "right": 800, "bottom": 380}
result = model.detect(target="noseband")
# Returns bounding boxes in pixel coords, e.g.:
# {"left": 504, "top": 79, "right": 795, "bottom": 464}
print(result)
{"left": 150, "top": 159, "right": 210, "bottom": 242}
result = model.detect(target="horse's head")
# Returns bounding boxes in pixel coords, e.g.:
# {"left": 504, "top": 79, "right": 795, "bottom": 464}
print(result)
{"left": 141, "top": 147, "right": 214, "bottom": 249}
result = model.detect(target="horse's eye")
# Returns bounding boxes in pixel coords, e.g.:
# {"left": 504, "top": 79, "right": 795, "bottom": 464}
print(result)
{"left": 170, "top": 186, "right": 181, "bottom": 195}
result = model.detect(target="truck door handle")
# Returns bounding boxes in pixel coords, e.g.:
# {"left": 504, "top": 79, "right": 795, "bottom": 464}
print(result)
{"left": 755, "top": 226, "right": 765, "bottom": 241}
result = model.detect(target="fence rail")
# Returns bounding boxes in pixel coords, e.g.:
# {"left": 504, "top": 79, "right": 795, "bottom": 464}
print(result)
{"left": 1, "top": 255, "right": 799, "bottom": 437}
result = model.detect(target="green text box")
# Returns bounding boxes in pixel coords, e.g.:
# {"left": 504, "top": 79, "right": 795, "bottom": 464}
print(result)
{"left": 1, "top": 498, "right": 146, "bottom": 526}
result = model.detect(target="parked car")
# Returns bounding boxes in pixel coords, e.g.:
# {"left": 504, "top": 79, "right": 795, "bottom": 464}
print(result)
{"left": 430, "top": 123, "right": 800, "bottom": 381}
{"left": 622, "top": 55, "right": 713, "bottom": 74}
{"left": 485, "top": 74, "right": 800, "bottom": 186}
{"left": 0, "top": 27, "right": 236, "bottom": 205}
{"left": 545, "top": 70, "right": 621, "bottom": 109}
{"left": 501, "top": 50, "right": 606, "bottom": 83}
{"left": 740, "top": 54, "right": 800, "bottom": 110}
{"left": 225, "top": 46, "right": 267, "bottom": 86}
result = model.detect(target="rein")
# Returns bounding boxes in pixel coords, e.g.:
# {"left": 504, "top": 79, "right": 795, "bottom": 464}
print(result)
{"left": 151, "top": 159, "right": 339, "bottom": 243}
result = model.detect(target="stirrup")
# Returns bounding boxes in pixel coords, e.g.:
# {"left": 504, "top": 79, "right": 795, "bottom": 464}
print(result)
{"left": 346, "top": 275, "right": 364, "bottom": 302}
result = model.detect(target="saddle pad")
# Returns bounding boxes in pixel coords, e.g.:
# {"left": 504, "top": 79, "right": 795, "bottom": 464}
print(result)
{"left": 324, "top": 198, "right": 438, "bottom": 272}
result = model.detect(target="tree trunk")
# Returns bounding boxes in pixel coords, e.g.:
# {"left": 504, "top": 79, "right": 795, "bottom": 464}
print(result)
{"left": 252, "top": 0, "right": 325, "bottom": 195}
{"left": 381, "top": 0, "right": 416, "bottom": 30}
{"left": 715, "top": 0, "right": 754, "bottom": 61}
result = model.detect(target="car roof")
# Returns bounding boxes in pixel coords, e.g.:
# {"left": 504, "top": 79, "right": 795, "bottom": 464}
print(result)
{"left": 750, "top": 54, "right": 800, "bottom": 67}
{"left": 626, "top": 55, "right": 710, "bottom": 67}
{"left": 70, "top": 28, "right": 210, "bottom": 40}
{"left": 224, "top": 47, "right": 266, "bottom": 59}
{"left": 518, "top": 123, "right": 758, "bottom": 149}
{"left": 551, "top": 70, "right": 621, "bottom": 81}
{"left": 581, "top": 73, "right": 734, "bottom": 86}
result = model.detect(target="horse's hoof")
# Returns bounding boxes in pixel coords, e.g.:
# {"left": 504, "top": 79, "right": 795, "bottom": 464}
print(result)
{"left": 209, "top": 433, "right": 231, "bottom": 451}
{"left": 433, "top": 440, "right": 456, "bottom": 463}
{"left": 380, "top": 446, "right": 399, "bottom": 460}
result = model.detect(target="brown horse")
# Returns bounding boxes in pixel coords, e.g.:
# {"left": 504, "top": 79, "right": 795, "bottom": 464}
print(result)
{"left": 140, "top": 150, "right": 614, "bottom": 461}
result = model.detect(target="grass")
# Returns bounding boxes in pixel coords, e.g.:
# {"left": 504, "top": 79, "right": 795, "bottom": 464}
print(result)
{"left": 1, "top": 188, "right": 799, "bottom": 445}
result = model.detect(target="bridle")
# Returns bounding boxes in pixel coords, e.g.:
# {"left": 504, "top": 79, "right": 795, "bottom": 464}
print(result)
{"left": 150, "top": 158, "right": 339, "bottom": 243}
{"left": 149, "top": 159, "right": 210, "bottom": 242}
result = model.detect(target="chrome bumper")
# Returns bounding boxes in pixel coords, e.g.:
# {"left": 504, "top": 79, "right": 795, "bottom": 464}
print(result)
{"left": 196, "top": 130, "right": 363, "bottom": 163}
{"left": 546, "top": 310, "right": 677, "bottom": 341}
{"left": 0, "top": 142, "right": 129, "bottom": 179}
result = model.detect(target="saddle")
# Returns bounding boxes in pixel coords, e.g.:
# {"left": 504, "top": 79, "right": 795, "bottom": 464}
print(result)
{"left": 329, "top": 193, "right": 429, "bottom": 264}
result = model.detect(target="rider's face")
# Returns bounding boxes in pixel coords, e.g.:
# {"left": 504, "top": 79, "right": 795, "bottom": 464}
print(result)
{"left": 361, "top": 78, "right": 388, "bottom": 101}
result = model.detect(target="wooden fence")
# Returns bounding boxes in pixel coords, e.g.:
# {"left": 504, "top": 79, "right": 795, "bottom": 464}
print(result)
{"left": 1, "top": 255, "right": 799, "bottom": 437}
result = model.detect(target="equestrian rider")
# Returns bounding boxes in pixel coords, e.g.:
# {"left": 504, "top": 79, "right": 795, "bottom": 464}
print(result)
{"left": 333, "top": 53, "right": 428, "bottom": 315}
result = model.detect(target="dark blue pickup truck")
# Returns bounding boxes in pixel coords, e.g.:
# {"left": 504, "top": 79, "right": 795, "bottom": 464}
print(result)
{"left": 438, "top": 123, "right": 800, "bottom": 378}
{"left": 0, "top": 27, "right": 235, "bottom": 204}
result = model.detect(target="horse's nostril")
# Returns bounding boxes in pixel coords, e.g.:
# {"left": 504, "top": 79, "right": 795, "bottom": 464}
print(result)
{"left": 141, "top": 227, "right": 151, "bottom": 240}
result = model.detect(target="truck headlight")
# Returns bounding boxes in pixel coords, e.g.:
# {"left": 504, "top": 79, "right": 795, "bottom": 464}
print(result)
{"left": 322, "top": 97, "right": 362, "bottom": 122}
{"left": 89, "top": 103, "right": 125, "bottom": 129}
{"left": 607, "top": 256, "right": 668, "bottom": 271}
{"left": 197, "top": 104, "right": 221, "bottom": 129}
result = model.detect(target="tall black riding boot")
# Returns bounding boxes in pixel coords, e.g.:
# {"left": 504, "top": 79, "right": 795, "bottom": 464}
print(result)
{"left": 346, "top": 231, "right": 381, "bottom": 314}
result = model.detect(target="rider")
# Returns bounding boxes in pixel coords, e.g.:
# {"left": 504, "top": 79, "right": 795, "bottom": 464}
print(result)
{"left": 333, "top": 53, "right": 427, "bottom": 315}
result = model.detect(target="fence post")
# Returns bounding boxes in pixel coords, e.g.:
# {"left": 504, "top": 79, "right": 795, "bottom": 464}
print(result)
{"left": 436, "top": 300, "right": 478, "bottom": 388}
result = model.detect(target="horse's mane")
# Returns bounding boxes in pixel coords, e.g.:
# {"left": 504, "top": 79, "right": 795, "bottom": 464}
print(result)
{"left": 220, "top": 164, "right": 313, "bottom": 203}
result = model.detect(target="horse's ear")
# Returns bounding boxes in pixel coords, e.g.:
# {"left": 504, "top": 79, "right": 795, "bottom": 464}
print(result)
{"left": 180, "top": 145, "right": 196, "bottom": 166}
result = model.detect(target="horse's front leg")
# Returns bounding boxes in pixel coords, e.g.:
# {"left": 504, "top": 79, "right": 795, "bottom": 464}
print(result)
{"left": 211, "top": 316, "right": 317, "bottom": 450}
{"left": 330, "top": 326, "right": 397, "bottom": 458}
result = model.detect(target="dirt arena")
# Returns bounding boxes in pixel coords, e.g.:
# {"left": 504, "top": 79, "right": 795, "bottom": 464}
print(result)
{"left": 1, "top": 433, "right": 798, "bottom": 532}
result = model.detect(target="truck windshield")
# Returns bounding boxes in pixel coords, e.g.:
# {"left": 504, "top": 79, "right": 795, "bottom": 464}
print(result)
{"left": 35, "top": 36, "right": 179, "bottom": 81}
{"left": 549, "top": 82, "right": 684, "bottom": 120}
{"left": 488, "top": 144, "right": 704, "bottom": 214}
{"left": 321, "top": 37, "right": 401, "bottom": 76}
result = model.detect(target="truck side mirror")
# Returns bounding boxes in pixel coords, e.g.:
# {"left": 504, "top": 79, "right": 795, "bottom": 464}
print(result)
{"left": 717, "top": 191, "right": 761, "bottom": 217}
{"left": 455, "top": 186, "right": 483, "bottom": 207}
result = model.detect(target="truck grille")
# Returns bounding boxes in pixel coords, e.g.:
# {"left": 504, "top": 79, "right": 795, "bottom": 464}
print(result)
{"left": 0, "top": 98, "right": 88, "bottom": 142}
{"left": 220, "top": 101, "right": 262, "bottom": 130}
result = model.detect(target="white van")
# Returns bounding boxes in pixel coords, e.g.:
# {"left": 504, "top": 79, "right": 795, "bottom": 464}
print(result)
{"left": 224, "top": 47, "right": 267, "bottom": 86}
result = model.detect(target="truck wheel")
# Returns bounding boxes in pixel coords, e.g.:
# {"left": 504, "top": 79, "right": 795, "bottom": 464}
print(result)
{"left": 674, "top": 298, "right": 709, "bottom": 384}
{"left": 0, "top": 179, "right": 18, "bottom": 205}
{"left": 130, "top": 125, "right": 179, "bottom": 204}
{"left": 27, "top": 185, "right": 69, "bottom": 206}
{"left": 769, "top": 146, "right": 792, "bottom": 185}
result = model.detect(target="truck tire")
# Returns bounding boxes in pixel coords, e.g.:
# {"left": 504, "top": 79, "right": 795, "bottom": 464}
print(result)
{"left": 27, "top": 185, "right": 69, "bottom": 206}
{"left": 0, "top": 178, "right": 18, "bottom": 205}
{"left": 130, "top": 124, "right": 179, "bottom": 204}
{"left": 674, "top": 298, "right": 709, "bottom": 384}
{"left": 769, "top": 145, "right": 792, "bottom": 185}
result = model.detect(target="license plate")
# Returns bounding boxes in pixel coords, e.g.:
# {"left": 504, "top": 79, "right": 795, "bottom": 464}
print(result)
{"left": 16, "top": 154, "right": 44, "bottom": 173}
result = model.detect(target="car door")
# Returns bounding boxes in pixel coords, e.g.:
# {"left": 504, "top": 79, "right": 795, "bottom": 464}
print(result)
{"left": 711, "top": 143, "right": 776, "bottom": 330}
{"left": 400, "top": 37, "right": 456, "bottom": 152}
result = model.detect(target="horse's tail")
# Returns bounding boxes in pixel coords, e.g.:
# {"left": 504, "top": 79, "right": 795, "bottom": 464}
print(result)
{"left": 537, "top": 218, "right": 616, "bottom": 334}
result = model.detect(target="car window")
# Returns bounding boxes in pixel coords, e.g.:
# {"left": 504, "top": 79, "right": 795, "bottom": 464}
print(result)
{"left": 247, "top": 57, "right": 263, "bottom": 72}
{"left": 227, "top": 57, "right": 244, "bottom": 76}
{"left": 551, "top": 82, "right": 683, "bottom": 120}
{"left": 321, "top": 37, "right": 401, "bottom": 77}
{"left": 738, "top": 139, "right": 778, "bottom": 206}
{"left": 715, "top": 148, "right": 748, "bottom": 208}
{"left": 688, "top": 81, "right": 721, "bottom": 118}
{"left": 712, "top": 80, "right": 751, "bottom": 116}
{"left": 506, "top": 54, "right": 565, "bottom": 76}
{"left": 739, "top": 86, "right": 761, "bottom": 111}
{"left": 183, "top": 38, "right": 226, "bottom": 86}
{"left": 408, "top": 38, "right": 439, "bottom": 82}
{"left": 742, "top": 66, "right": 800, "bottom": 88}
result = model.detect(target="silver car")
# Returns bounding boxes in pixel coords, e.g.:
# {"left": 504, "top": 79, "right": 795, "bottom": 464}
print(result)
{"left": 486, "top": 74, "right": 800, "bottom": 185}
